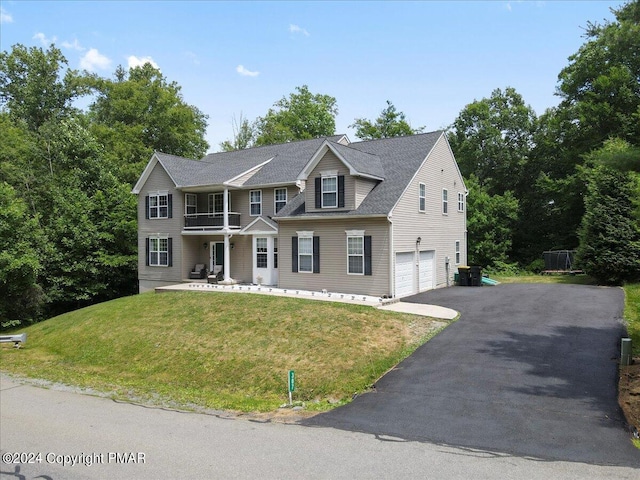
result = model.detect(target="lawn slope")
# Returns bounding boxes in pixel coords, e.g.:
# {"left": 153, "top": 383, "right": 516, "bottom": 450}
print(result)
{"left": 1, "top": 291, "right": 447, "bottom": 412}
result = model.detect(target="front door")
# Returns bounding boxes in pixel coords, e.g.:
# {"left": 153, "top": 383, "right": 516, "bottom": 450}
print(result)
{"left": 210, "top": 241, "right": 224, "bottom": 275}
{"left": 252, "top": 236, "right": 278, "bottom": 285}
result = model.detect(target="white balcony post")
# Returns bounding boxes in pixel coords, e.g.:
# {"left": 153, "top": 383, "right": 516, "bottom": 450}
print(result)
{"left": 223, "top": 187, "right": 231, "bottom": 282}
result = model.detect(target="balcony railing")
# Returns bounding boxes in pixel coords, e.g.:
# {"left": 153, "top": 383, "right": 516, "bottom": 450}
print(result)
{"left": 184, "top": 212, "right": 241, "bottom": 230}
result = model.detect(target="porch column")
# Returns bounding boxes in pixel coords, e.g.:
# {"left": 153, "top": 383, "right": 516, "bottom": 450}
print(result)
{"left": 223, "top": 187, "right": 231, "bottom": 282}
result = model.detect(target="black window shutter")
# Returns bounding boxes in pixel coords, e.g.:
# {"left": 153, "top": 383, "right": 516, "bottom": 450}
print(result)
{"left": 291, "top": 236, "right": 298, "bottom": 272}
{"left": 168, "top": 238, "right": 173, "bottom": 266}
{"left": 145, "top": 238, "right": 150, "bottom": 266}
{"left": 145, "top": 196, "right": 149, "bottom": 219}
{"left": 313, "top": 236, "right": 320, "bottom": 274}
{"left": 338, "top": 175, "right": 345, "bottom": 208}
{"left": 364, "top": 235, "right": 372, "bottom": 276}
{"left": 168, "top": 194, "right": 173, "bottom": 218}
{"left": 315, "top": 177, "right": 321, "bottom": 209}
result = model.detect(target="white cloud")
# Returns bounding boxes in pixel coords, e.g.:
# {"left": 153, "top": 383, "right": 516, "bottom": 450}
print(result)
{"left": 185, "top": 51, "right": 200, "bottom": 65}
{"left": 127, "top": 55, "right": 159, "bottom": 69}
{"left": 289, "top": 24, "right": 310, "bottom": 36}
{"left": 80, "top": 48, "right": 112, "bottom": 71}
{"left": 236, "top": 65, "right": 259, "bottom": 77}
{"left": 33, "top": 32, "right": 57, "bottom": 46}
{"left": 62, "top": 38, "right": 85, "bottom": 51}
{"left": 1, "top": 7, "right": 13, "bottom": 23}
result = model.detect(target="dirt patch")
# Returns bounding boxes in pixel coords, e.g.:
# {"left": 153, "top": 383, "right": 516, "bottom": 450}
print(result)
{"left": 619, "top": 358, "right": 640, "bottom": 439}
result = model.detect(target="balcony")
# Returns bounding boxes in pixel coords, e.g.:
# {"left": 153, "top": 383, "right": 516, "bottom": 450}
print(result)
{"left": 184, "top": 213, "right": 241, "bottom": 230}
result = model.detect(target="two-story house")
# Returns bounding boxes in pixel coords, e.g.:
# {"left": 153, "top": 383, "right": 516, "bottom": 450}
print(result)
{"left": 132, "top": 131, "right": 467, "bottom": 298}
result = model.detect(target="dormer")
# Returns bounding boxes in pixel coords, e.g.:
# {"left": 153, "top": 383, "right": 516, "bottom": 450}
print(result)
{"left": 298, "top": 141, "right": 384, "bottom": 213}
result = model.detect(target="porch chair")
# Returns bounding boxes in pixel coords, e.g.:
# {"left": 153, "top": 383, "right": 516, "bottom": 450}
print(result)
{"left": 208, "top": 266, "right": 223, "bottom": 284}
{"left": 189, "top": 264, "right": 207, "bottom": 279}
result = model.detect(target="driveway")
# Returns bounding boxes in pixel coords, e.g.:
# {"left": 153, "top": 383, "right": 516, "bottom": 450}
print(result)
{"left": 303, "top": 284, "right": 640, "bottom": 466}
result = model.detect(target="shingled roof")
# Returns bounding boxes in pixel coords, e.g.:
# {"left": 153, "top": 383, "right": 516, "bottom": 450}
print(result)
{"left": 135, "top": 131, "right": 446, "bottom": 218}
{"left": 276, "top": 131, "right": 444, "bottom": 217}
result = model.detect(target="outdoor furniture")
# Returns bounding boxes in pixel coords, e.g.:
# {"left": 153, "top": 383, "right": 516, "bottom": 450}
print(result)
{"left": 189, "top": 264, "right": 207, "bottom": 279}
{"left": 208, "top": 266, "right": 223, "bottom": 284}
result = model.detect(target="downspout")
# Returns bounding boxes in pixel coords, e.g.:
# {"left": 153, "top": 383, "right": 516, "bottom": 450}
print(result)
{"left": 388, "top": 213, "right": 394, "bottom": 298}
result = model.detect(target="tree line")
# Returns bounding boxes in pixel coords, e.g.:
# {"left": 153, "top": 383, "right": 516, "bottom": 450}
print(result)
{"left": 1, "top": 1, "right": 638, "bottom": 328}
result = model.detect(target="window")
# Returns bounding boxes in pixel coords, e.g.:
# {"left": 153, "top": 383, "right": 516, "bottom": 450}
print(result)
{"left": 347, "top": 236, "right": 364, "bottom": 275}
{"left": 185, "top": 194, "right": 197, "bottom": 217}
{"left": 419, "top": 183, "right": 426, "bottom": 212}
{"left": 274, "top": 188, "right": 287, "bottom": 213}
{"left": 208, "top": 192, "right": 230, "bottom": 217}
{"left": 442, "top": 189, "right": 448, "bottom": 214}
{"left": 298, "top": 237, "right": 313, "bottom": 272}
{"left": 256, "top": 237, "right": 268, "bottom": 268}
{"left": 322, "top": 176, "right": 337, "bottom": 208}
{"left": 273, "top": 237, "right": 278, "bottom": 269}
{"left": 149, "top": 237, "right": 169, "bottom": 266}
{"left": 455, "top": 240, "right": 461, "bottom": 265}
{"left": 250, "top": 190, "right": 262, "bottom": 216}
{"left": 148, "top": 192, "right": 169, "bottom": 219}
{"left": 458, "top": 192, "right": 464, "bottom": 212}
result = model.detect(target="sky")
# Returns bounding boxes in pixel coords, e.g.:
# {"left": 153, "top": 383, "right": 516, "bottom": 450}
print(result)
{"left": 0, "top": 0, "right": 623, "bottom": 154}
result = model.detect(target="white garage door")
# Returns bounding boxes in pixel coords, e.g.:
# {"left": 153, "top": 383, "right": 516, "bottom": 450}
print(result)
{"left": 418, "top": 250, "right": 434, "bottom": 291}
{"left": 395, "top": 252, "right": 415, "bottom": 298}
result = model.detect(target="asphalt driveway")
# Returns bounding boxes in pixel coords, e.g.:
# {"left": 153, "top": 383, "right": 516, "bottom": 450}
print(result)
{"left": 303, "top": 284, "right": 640, "bottom": 466}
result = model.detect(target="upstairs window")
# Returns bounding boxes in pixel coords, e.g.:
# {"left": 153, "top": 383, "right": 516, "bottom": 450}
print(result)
{"left": 275, "top": 188, "right": 287, "bottom": 213}
{"left": 185, "top": 194, "right": 197, "bottom": 217}
{"left": 458, "top": 192, "right": 465, "bottom": 212}
{"left": 322, "top": 176, "right": 337, "bottom": 208}
{"left": 419, "top": 183, "right": 426, "bottom": 212}
{"left": 442, "top": 189, "right": 448, "bottom": 215}
{"left": 209, "top": 192, "right": 231, "bottom": 217}
{"left": 250, "top": 190, "right": 262, "bottom": 216}
{"left": 147, "top": 192, "right": 171, "bottom": 219}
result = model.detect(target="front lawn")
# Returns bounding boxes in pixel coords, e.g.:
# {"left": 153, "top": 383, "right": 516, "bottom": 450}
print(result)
{"left": 0, "top": 291, "right": 447, "bottom": 413}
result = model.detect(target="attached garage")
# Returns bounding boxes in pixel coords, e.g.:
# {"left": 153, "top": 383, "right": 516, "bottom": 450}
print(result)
{"left": 395, "top": 250, "right": 435, "bottom": 298}
{"left": 418, "top": 250, "right": 434, "bottom": 291}
{"left": 395, "top": 252, "right": 415, "bottom": 298}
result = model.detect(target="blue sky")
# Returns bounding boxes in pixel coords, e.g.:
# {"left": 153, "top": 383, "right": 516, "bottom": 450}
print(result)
{"left": 0, "top": 1, "right": 622, "bottom": 153}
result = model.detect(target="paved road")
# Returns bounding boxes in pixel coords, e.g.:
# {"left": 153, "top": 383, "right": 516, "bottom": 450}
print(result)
{"left": 303, "top": 284, "right": 640, "bottom": 467}
{"left": 1, "top": 376, "right": 637, "bottom": 479}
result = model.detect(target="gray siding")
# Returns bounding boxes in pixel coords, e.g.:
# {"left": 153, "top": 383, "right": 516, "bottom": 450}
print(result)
{"left": 390, "top": 135, "right": 466, "bottom": 289}
{"left": 137, "top": 165, "right": 184, "bottom": 288}
{"left": 278, "top": 218, "right": 390, "bottom": 297}
{"left": 355, "top": 177, "right": 378, "bottom": 209}
{"left": 304, "top": 151, "right": 355, "bottom": 212}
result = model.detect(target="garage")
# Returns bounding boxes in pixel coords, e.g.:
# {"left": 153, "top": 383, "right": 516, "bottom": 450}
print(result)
{"left": 395, "top": 252, "right": 415, "bottom": 297}
{"left": 418, "top": 250, "right": 434, "bottom": 291}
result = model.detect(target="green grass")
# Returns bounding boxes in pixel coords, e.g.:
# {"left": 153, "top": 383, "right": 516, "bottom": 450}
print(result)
{"left": 622, "top": 283, "right": 640, "bottom": 356}
{"left": 489, "top": 273, "right": 597, "bottom": 285}
{"left": 0, "top": 291, "right": 448, "bottom": 412}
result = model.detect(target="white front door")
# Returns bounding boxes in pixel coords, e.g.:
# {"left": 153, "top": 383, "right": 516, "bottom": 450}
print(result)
{"left": 252, "top": 236, "right": 277, "bottom": 285}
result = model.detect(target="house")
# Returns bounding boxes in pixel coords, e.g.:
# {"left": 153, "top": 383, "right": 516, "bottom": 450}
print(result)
{"left": 132, "top": 131, "right": 467, "bottom": 298}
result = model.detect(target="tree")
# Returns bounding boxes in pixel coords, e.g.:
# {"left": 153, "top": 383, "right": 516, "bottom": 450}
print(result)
{"left": 576, "top": 164, "right": 640, "bottom": 285}
{"left": 465, "top": 175, "right": 519, "bottom": 268}
{"left": 254, "top": 85, "right": 338, "bottom": 146}
{"left": 219, "top": 113, "right": 255, "bottom": 151}
{"left": 556, "top": 0, "right": 640, "bottom": 150}
{"left": 448, "top": 87, "right": 537, "bottom": 195}
{"left": 0, "top": 44, "right": 90, "bottom": 131}
{"left": 89, "top": 63, "right": 209, "bottom": 184}
{"left": 350, "top": 100, "right": 423, "bottom": 140}
{"left": 0, "top": 182, "right": 45, "bottom": 328}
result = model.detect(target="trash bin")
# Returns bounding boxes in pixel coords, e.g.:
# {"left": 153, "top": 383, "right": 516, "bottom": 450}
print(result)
{"left": 470, "top": 266, "right": 483, "bottom": 286}
{"left": 457, "top": 266, "right": 470, "bottom": 286}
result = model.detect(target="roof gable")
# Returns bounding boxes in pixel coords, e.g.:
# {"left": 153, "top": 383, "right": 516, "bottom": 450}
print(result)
{"left": 131, "top": 152, "right": 182, "bottom": 194}
{"left": 298, "top": 141, "right": 385, "bottom": 182}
